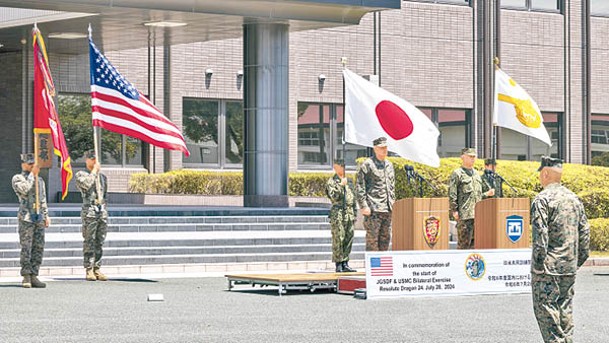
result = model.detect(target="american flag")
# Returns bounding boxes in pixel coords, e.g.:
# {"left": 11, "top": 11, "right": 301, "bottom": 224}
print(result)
{"left": 89, "top": 39, "right": 190, "bottom": 156}
{"left": 370, "top": 256, "right": 393, "bottom": 276}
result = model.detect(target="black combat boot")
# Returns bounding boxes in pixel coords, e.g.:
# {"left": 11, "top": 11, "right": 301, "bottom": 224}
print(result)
{"left": 335, "top": 262, "right": 344, "bottom": 273}
{"left": 22, "top": 274, "right": 32, "bottom": 288}
{"left": 31, "top": 275, "right": 46, "bottom": 288}
{"left": 342, "top": 261, "right": 356, "bottom": 272}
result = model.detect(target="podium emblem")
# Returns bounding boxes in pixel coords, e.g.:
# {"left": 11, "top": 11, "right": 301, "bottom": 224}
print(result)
{"left": 506, "top": 215, "right": 524, "bottom": 243}
{"left": 423, "top": 216, "right": 441, "bottom": 248}
{"left": 465, "top": 253, "right": 486, "bottom": 281}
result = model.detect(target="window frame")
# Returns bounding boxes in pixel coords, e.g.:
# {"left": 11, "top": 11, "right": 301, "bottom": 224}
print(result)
{"left": 499, "top": 112, "right": 564, "bottom": 161}
{"left": 57, "top": 92, "right": 145, "bottom": 168}
{"left": 591, "top": 0, "right": 609, "bottom": 17}
{"left": 501, "top": 0, "right": 563, "bottom": 14}
{"left": 404, "top": 0, "right": 471, "bottom": 6}
{"left": 182, "top": 97, "right": 244, "bottom": 170}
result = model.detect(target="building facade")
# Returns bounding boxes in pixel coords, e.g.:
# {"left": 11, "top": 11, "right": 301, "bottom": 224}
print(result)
{"left": 1, "top": 0, "right": 609, "bottom": 202}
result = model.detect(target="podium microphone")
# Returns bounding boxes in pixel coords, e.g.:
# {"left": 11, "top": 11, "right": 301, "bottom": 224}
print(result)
{"left": 404, "top": 165, "right": 414, "bottom": 185}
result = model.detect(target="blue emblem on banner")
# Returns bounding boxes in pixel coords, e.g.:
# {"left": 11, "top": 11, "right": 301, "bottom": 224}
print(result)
{"left": 465, "top": 253, "right": 486, "bottom": 281}
{"left": 506, "top": 215, "right": 524, "bottom": 243}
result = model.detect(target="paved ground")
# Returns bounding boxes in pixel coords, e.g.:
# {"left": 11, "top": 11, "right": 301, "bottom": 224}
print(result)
{"left": 1, "top": 267, "right": 608, "bottom": 342}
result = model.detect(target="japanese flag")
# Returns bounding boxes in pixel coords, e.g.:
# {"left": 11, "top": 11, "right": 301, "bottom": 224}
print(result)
{"left": 343, "top": 68, "right": 440, "bottom": 168}
{"left": 493, "top": 68, "right": 552, "bottom": 146}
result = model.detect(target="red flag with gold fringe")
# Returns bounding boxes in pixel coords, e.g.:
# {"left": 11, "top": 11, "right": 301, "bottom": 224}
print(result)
{"left": 33, "top": 26, "right": 73, "bottom": 200}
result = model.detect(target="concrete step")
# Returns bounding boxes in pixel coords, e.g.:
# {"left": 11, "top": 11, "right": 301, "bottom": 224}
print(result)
{"left": 0, "top": 242, "right": 366, "bottom": 259}
{"left": 0, "top": 229, "right": 347, "bottom": 243}
{"left": 0, "top": 221, "right": 330, "bottom": 234}
{"left": 0, "top": 215, "right": 330, "bottom": 226}
{"left": 0, "top": 251, "right": 367, "bottom": 268}
{"left": 0, "top": 260, "right": 367, "bottom": 279}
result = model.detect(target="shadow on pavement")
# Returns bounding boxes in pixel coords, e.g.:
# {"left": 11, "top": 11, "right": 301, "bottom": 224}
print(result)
{"left": 225, "top": 287, "right": 337, "bottom": 297}
{"left": 50, "top": 277, "right": 159, "bottom": 283}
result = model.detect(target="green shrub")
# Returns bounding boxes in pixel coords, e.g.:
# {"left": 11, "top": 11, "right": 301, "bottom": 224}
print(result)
{"left": 590, "top": 218, "right": 609, "bottom": 252}
{"left": 129, "top": 170, "right": 242, "bottom": 195}
{"left": 129, "top": 158, "right": 609, "bottom": 219}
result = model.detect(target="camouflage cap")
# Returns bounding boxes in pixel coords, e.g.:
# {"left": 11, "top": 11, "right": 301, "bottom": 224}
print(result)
{"left": 373, "top": 136, "right": 388, "bottom": 147}
{"left": 461, "top": 148, "right": 477, "bottom": 156}
{"left": 333, "top": 158, "right": 345, "bottom": 166}
{"left": 537, "top": 156, "right": 563, "bottom": 171}
{"left": 84, "top": 150, "right": 97, "bottom": 159}
{"left": 20, "top": 153, "right": 35, "bottom": 164}
{"left": 484, "top": 158, "right": 496, "bottom": 166}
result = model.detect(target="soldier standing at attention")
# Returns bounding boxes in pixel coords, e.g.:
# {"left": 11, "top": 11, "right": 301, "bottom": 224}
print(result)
{"left": 531, "top": 156, "right": 590, "bottom": 343}
{"left": 75, "top": 150, "right": 109, "bottom": 281}
{"left": 448, "top": 148, "right": 494, "bottom": 249}
{"left": 12, "top": 153, "right": 49, "bottom": 288}
{"left": 482, "top": 158, "right": 503, "bottom": 198}
{"left": 325, "top": 159, "right": 357, "bottom": 273}
{"left": 356, "top": 137, "right": 395, "bottom": 252}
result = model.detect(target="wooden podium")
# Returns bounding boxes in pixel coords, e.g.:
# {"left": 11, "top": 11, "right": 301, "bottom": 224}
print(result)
{"left": 474, "top": 198, "right": 530, "bottom": 249}
{"left": 392, "top": 198, "right": 449, "bottom": 251}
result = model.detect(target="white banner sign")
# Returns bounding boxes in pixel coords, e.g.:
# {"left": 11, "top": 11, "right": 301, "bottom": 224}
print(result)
{"left": 365, "top": 249, "right": 532, "bottom": 299}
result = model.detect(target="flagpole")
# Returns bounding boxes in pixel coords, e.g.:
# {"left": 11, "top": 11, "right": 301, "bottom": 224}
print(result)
{"left": 33, "top": 23, "right": 40, "bottom": 218}
{"left": 341, "top": 57, "right": 347, "bottom": 166}
{"left": 89, "top": 24, "right": 103, "bottom": 205}
{"left": 34, "top": 133, "right": 40, "bottom": 216}
{"left": 492, "top": 57, "right": 500, "bottom": 160}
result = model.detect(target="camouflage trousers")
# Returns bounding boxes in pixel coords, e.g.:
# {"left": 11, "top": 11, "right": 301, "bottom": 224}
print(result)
{"left": 81, "top": 214, "right": 108, "bottom": 269}
{"left": 364, "top": 212, "right": 392, "bottom": 251}
{"left": 329, "top": 209, "right": 355, "bottom": 263}
{"left": 532, "top": 274, "right": 576, "bottom": 343}
{"left": 457, "top": 219, "right": 475, "bottom": 249}
{"left": 18, "top": 220, "right": 45, "bottom": 276}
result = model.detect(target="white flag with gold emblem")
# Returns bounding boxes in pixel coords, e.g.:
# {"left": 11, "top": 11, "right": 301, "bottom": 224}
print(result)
{"left": 493, "top": 68, "right": 552, "bottom": 146}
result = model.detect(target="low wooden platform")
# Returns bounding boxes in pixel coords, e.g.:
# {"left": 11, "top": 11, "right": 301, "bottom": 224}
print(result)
{"left": 226, "top": 272, "right": 365, "bottom": 296}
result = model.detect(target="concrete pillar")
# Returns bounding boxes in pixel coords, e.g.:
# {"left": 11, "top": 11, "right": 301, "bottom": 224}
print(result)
{"left": 242, "top": 19, "right": 289, "bottom": 207}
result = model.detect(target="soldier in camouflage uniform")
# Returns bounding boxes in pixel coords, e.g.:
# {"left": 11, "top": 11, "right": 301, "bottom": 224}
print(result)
{"left": 356, "top": 137, "right": 395, "bottom": 252}
{"left": 325, "top": 159, "right": 357, "bottom": 273}
{"left": 12, "top": 153, "right": 49, "bottom": 288}
{"left": 531, "top": 156, "right": 590, "bottom": 343}
{"left": 448, "top": 148, "right": 494, "bottom": 249}
{"left": 481, "top": 158, "right": 503, "bottom": 198}
{"left": 75, "top": 150, "right": 109, "bottom": 281}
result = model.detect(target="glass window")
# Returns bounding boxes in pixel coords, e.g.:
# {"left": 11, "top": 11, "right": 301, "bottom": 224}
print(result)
{"left": 101, "top": 131, "right": 123, "bottom": 165}
{"left": 592, "top": 0, "right": 609, "bottom": 16}
{"left": 500, "top": 112, "right": 562, "bottom": 161}
{"left": 297, "top": 103, "right": 331, "bottom": 167}
{"left": 530, "top": 112, "right": 561, "bottom": 160}
{"left": 183, "top": 98, "right": 220, "bottom": 166}
{"left": 502, "top": 0, "right": 561, "bottom": 11}
{"left": 501, "top": 0, "right": 527, "bottom": 8}
{"left": 531, "top": 0, "right": 560, "bottom": 10}
{"left": 58, "top": 93, "right": 93, "bottom": 165}
{"left": 406, "top": 0, "right": 470, "bottom": 5}
{"left": 336, "top": 104, "right": 369, "bottom": 166}
{"left": 591, "top": 114, "right": 609, "bottom": 166}
{"left": 438, "top": 109, "right": 469, "bottom": 157}
{"left": 419, "top": 108, "right": 470, "bottom": 158}
{"left": 182, "top": 98, "right": 244, "bottom": 168}
{"left": 58, "top": 93, "right": 143, "bottom": 166}
{"left": 225, "top": 101, "right": 244, "bottom": 165}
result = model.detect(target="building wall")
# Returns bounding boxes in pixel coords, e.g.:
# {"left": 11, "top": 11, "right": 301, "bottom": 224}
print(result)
{"left": 0, "top": 52, "right": 23, "bottom": 203}
{"left": 591, "top": 16, "right": 609, "bottom": 114}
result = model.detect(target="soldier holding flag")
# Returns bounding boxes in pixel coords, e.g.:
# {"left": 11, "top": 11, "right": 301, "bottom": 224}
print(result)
{"left": 12, "top": 154, "right": 49, "bottom": 288}
{"left": 325, "top": 159, "right": 357, "bottom": 272}
{"left": 76, "top": 150, "right": 109, "bottom": 281}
